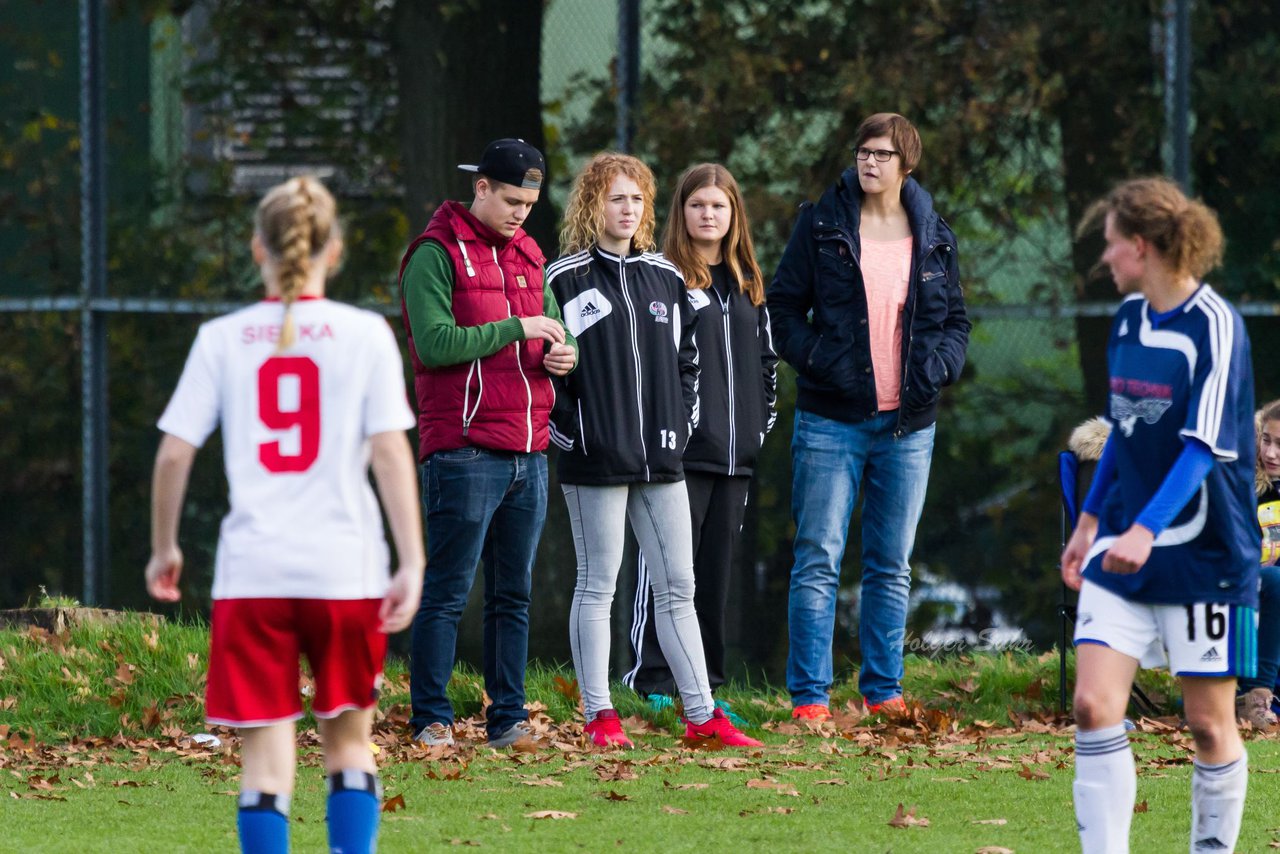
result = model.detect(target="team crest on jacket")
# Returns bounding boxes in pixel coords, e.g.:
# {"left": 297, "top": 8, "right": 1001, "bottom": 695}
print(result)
{"left": 1109, "top": 393, "right": 1173, "bottom": 437}
{"left": 1109, "top": 376, "right": 1173, "bottom": 436}
{"left": 649, "top": 300, "right": 669, "bottom": 323}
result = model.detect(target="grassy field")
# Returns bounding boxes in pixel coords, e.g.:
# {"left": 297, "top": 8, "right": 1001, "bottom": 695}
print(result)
{"left": 3, "top": 615, "right": 1280, "bottom": 852}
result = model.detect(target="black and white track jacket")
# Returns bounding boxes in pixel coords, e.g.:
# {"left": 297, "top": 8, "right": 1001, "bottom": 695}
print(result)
{"left": 683, "top": 265, "right": 779, "bottom": 478}
{"left": 547, "top": 246, "right": 699, "bottom": 485}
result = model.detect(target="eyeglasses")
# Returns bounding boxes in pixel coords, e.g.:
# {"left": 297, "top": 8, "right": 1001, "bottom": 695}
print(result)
{"left": 855, "top": 147, "right": 899, "bottom": 163}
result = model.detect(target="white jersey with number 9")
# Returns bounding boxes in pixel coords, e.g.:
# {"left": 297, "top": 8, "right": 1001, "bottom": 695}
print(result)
{"left": 158, "top": 298, "right": 414, "bottom": 601}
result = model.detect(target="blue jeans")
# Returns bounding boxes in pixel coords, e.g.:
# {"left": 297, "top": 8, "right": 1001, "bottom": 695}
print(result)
{"left": 786, "top": 410, "right": 934, "bottom": 706}
{"left": 409, "top": 448, "right": 547, "bottom": 737}
{"left": 1241, "top": 563, "right": 1280, "bottom": 692}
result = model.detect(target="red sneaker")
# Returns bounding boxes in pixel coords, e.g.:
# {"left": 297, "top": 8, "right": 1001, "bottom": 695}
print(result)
{"left": 685, "top": 708, "right": 763, "bottom": 747}
{"left": 867, "top": 696, "right": 908, "bottom": 716}
{"left": 584, "top": 709, "right": 633, "bottom": 748}
{"left": 791, "top": 703, "right": 833, "bottom": 721}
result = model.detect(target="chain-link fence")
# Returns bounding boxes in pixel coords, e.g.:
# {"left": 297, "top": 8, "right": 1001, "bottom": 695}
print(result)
{"left": 2, "top": 1, "right": 1278, "bottom": 681}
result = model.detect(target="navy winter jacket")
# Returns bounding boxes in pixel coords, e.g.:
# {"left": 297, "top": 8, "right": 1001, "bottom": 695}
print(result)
{"left": 767, "top": 171, "right": 970, "bottom": 436}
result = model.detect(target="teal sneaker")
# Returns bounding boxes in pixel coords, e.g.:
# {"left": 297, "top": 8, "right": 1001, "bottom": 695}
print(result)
{"left": 646, "top": 693, "right": 676, "bottom": 714}
{"left": 714, "top": 698, "right": 749, "bottom": 728}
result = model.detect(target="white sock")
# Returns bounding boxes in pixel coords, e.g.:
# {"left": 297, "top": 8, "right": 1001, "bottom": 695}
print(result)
{"left": 1074, "top": 723, "right": 1135, "bottom": 854}
{"left": 1191, "top": 752, "right": 1247, "bottom": 853}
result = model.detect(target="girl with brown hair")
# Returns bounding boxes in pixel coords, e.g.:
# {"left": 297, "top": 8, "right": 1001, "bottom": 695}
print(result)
{"left": 1061, "top": 176, "right": 1257, "bottom": 852}
{"left": 624, "top": 164, "right": 777, "bottom": 720}
{"left": 546, "top": 152, "right": 761, "bottom": 749}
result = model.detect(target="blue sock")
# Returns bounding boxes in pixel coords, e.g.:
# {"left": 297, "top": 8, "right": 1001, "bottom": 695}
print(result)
{"left": 237, "top": 790, "right": 290, "bottom": 854}
{"left": 327, "top": 769, "right": 381, "bottom": 854}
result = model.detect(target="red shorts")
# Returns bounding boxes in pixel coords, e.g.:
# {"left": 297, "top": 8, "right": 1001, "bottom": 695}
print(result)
{"left": 206, "top": 598, "right": 387, "bottom": 728}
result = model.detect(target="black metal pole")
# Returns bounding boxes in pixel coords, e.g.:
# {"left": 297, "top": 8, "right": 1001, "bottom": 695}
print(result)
{"left": 80, "top": 0, "right": 109, "bottom": 606}
{"left": 1173, "top": 0, "right": 1191, "bottom": 191}
{"left": 1164, "top": 0, "right": 1192, "bottom": 191}
{"left": 616, "top": 0, "right": 640, "bottom": 153}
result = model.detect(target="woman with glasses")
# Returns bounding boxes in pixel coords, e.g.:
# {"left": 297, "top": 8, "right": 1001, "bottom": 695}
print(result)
{"left": 768, "top": 112, "right": 970, "bottom": 722}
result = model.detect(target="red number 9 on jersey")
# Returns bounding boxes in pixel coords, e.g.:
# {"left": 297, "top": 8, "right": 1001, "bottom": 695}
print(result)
{"left": 258, "top": 356, "right": 321, "bottom": 472}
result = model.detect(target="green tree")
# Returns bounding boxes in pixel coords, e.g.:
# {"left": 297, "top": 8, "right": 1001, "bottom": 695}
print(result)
{"left": 557, "top": 0, "right": 1280, "bottom": 662}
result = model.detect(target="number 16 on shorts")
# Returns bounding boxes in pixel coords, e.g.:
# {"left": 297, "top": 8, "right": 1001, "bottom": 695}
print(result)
{"left": 1170, "top": 602, "right": 1258, "bottom": 678}
{"left": 1074, "top": 581, "right": 1257, "bottom": 678}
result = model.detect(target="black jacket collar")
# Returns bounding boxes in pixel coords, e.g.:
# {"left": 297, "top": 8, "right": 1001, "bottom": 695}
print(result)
{"left": 814, "top": 171, "right": 946, "bottom": 253}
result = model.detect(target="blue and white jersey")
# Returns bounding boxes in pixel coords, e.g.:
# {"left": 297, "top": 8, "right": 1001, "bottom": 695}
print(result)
{"left": 1083, "top": 285, "right": 1260, "bottom": 607}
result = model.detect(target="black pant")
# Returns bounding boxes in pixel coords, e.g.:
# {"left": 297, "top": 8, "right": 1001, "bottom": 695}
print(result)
{"left": 624, "top": 472, "right": 751, "bottom": 695}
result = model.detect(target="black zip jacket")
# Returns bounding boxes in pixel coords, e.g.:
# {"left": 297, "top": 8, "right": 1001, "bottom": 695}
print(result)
{"left": 547, "top": 247, "right": 700, "bottom": 485}
{"left": 683, "top": 264, "right": 778, "bottom": 477}
{"left": 768, "top": 171, "right": 970, "bottom": 436}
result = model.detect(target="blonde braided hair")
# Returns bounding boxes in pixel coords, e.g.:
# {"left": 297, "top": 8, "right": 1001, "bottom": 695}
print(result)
{"left": 255, "top": 176, "right": 338, "bottom": 351}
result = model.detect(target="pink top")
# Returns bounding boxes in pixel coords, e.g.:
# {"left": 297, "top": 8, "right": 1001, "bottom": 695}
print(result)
{"left": 861, "top": 235, "right": 913, "bottom": 410}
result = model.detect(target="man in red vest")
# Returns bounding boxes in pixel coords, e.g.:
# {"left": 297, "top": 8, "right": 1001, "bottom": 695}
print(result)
{"left": 399, "top": 139, "right": 576, "bottom": 748}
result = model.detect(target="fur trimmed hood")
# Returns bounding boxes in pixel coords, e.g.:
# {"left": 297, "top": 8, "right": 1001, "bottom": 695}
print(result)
{"left": 1068, "top": 417, "right": 1111, "bottom": 463}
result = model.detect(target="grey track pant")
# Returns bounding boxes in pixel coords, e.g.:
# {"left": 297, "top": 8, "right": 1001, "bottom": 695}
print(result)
{"left": 562, "top": 481, "right": 714, "bottom": 724}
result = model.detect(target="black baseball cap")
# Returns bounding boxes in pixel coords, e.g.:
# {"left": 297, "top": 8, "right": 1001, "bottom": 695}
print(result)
{"left": 458, "top": 138, "right": 546, "bottom": 190}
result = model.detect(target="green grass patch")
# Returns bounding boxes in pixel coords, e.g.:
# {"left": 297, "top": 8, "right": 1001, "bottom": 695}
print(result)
{"left": 0, "top": 615, "right": 1181, "bottom": 742}
{"left": 4, "top": 615, "right": 1276, "bottom": 851}
{"left": 5, "top": 731, "right": 1280, "bottom": 851}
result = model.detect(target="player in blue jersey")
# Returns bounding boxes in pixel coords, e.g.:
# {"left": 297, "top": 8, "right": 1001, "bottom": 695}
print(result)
{"left": 1060, "top": 177, "right": 1259, "bottom": 854}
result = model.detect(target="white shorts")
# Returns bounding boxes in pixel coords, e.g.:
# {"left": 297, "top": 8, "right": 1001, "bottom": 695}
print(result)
{"left": 1073, "top": 580, "right": 1257, "bottom": 678}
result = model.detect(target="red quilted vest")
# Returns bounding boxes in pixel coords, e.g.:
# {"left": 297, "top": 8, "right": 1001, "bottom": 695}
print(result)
{"left": 398, "top": 201, "right": 553, "bottom": 459}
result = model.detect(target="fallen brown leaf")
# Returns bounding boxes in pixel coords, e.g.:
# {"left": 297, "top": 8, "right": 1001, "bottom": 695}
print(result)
{"left": 662, "top": 781, "right": 709, "bottom": 790}
{"left": 141, "top": 704, "right": 163, "bottom": 731}
{"left": 888, "top": 802, "right": 930, "bottom": 828}
{"left": 702, "top": 756, "right": 751, "bottom": 770}
{"left": 661, "top": 805, "right": 688, "bottom": 815}
{"left": 524, "top": 810, "right": 577, "bottom": 820}
{"left": 1134, "top": 800, "right": 1149, "bottom": 813}
{"left": 680, "top": 732, "right": 727, "bottom": 751}
{"left": 552, "top": 675, "right": 580, "bottom": 703}
{"left": 449, "top": 840, "right": 480, "bottom": 847}
{"left": 975, "top": 848, "right": 1014, "bottom": 854}
{"left": 1017, "top": 764, "right": 1050, "bottom": 781}
{"left": 601, "top": 790, "right": 629, "bottom": 801}
{"left": 382, "top": 794, "right": 406, "bottom": 812}
{"left": 972, "top": 818, "right": 1007, "bottom": 825}
{"left": 595, "top": 761, "right": 638, "bottom": 782}
{"left": 746, "top": 778, "right": 799, "bottom": 796}
{"left": 519, "top": 778, "right": 563, "bottom": 787}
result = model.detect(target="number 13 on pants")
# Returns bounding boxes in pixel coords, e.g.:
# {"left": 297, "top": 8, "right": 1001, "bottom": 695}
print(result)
{"left": 258, "top": 356, "right": 321, "bottom": 473}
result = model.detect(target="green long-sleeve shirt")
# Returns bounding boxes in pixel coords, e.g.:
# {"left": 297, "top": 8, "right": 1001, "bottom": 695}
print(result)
{"left": 402, "top": 240, "right": 576, "bottom": 368}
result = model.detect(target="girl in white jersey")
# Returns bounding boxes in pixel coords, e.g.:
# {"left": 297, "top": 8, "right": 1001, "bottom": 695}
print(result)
{"left": 1061, "top": 177, "right": 1258, "bottom": 854}
{"left": 145, "top": 176, "right": 424, "bottom": 854}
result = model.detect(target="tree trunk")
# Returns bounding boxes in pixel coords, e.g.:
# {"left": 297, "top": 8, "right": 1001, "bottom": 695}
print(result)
{"left": 1043, "top": 3, "right": 1163, "bottom": 414}
{"left": 392, "top": 0, "right": 555, "bottom": 251}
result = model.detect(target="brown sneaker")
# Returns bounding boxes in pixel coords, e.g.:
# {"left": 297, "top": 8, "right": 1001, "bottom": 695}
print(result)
{"left": 1235, "top": 687, "right": 1277, "bottom": 730}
